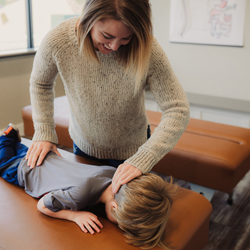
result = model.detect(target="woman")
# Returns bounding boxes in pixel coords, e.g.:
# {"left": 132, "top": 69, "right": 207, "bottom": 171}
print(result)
{"left": 26, "top": 0, "right": 190, "bottom": 193}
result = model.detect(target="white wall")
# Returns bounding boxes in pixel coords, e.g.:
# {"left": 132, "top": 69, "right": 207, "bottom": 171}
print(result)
{"left": 1, "top": 0, "right": 250, "bottom": 132}
{"left": 150, "top": 0, "right": 250, "bottom": 103}
{"left": 0, "top": 55, "right": 65, "bottom": 131}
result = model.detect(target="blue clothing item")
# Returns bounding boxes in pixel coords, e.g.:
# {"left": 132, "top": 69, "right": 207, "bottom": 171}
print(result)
{"left": 73, "top": 143, "right": 124, "bottom": 168}
{"left": 0, "top": 136, "right": 28, "bottom": 185}
{"left": 73, "top": 125, "right": 151, "bottom": 168}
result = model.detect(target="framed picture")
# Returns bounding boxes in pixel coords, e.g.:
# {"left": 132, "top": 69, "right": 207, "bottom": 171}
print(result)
{"left": 169, "top": 0, "right": 247, "bottom": 46}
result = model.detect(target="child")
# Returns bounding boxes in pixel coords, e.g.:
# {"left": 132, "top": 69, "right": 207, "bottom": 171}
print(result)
{"left": 0, "top": 124, "right": 176, "bottom": 250}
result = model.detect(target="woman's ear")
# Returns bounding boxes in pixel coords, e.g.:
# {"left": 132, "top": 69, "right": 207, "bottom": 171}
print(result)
{"left": 110, "top": 201, "right": 118, "bottom": 210}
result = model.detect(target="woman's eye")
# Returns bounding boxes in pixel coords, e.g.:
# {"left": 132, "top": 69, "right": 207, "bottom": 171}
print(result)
{"left": 103, "top": 35, "right": 111, "bottom": 39}
{"left": 123, "top": 36, "right": 133, "bottom": 41}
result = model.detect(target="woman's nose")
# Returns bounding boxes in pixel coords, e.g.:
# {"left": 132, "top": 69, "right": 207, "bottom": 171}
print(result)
{"left": 109, "top": 41, "right": 120, "bottom": 51}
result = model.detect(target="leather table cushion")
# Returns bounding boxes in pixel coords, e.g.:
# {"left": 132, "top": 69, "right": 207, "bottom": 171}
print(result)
{"left": 0, "top": 138, "right": 212, "bottom": 250}
{"left": 148, "top": 111, "right": 250, "bottom": 193}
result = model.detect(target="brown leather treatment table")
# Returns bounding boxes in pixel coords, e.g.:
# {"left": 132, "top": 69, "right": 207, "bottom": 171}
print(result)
{"left": 0, "top": 138, "right": 212, "bottom": 250}
{"left": 22, "top": 95, "right": 250, "bottom": 203}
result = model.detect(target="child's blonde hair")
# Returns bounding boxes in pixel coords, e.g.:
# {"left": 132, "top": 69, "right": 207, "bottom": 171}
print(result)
{"left": 112, "top": 173, "right": 177, "bottom": 250}
{"left": 77, "top": 0, "right": 153, "bottom": 91}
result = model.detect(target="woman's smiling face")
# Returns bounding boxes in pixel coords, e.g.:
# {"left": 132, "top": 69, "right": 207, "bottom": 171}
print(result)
{"left": 90, "top": 18, "right": 134, "bottom": 54}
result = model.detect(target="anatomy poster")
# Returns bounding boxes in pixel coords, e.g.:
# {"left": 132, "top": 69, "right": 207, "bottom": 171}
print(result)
{"left": 169, "top": 0, "right": 246, "bottom": 46}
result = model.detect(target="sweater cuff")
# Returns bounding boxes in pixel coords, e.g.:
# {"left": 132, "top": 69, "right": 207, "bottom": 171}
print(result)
{"left": 32, "top": 125, "right": 58, "bottom": 144}
{"left": 125, "top": 148, "right": 159, "bottom": 174}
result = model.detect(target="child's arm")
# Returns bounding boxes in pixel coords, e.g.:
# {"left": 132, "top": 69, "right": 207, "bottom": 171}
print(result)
{"left": 37, "top": 197, "right": 103, "bottom": 234}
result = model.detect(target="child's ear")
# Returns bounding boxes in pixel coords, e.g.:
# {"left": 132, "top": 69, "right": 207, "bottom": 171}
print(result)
{"left": 110, "top": 201, "right": 118, "bottom": 210}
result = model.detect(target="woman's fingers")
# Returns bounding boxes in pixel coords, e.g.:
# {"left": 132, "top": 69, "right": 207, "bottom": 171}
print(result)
{"left": 25, "top": 144, "right": 33, "bottom": 160}
{"left": 52, "top": 146, "right": 62, "bottom": 157}
{"left": 111, "top": 164, "right": 124, "bottom": 193}
{"left": 26, "top": 144, "right": 41, "bottom": 166}
{"left": 29, "top": 147, "right": 43, "bottom": 169}
{"left": 36, "top": 148, "right": 49, "bottom": 167}
{"left": 119, "top": 170, "right": 140, "bottom": 185}
{"left": 112, "top": 165, "right": 122, "bottom": 182}
{"left": 112, "top": 163, "right": 142, "bottom": 194}
{"left": 26, "top": 141, "right": 58, "bottom": 169}
{"left": 54, "top": 149, "right": 62, "bottom": 157}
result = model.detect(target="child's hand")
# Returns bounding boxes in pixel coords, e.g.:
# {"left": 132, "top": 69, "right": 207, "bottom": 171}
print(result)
{"left": 37, "top": 198, "right": 103, "bottom": 234}
{"left": 73, "top": 211, "right": 103, "bottom": 234}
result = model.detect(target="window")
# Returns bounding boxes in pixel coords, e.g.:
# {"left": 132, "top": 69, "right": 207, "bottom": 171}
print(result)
{"left": 0, "top": 0, "right": 84, "bottom": 55}
{"left": 32, "top": 0, "right": 84, "bottom": 48}
{"left": 0, "top": 0, "right": 27, "bottom": 52}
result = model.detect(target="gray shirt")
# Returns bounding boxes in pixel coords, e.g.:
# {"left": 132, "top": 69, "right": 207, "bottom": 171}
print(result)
{"left": 18, "top": 152, "right": 116, "bottom": 212}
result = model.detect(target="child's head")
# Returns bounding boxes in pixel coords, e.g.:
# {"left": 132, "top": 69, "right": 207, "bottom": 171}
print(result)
{"left": 111, "top": 173, "right": 177, "bottom": 250}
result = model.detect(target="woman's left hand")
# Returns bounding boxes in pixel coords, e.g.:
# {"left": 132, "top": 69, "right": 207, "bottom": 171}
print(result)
{"left": 112, "top": 163, "right": 142, "bottom": 194}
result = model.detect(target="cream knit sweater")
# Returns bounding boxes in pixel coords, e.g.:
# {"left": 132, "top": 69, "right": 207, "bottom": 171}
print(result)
{"left": 30, "top": 17, "right": 190, "bottom": 173}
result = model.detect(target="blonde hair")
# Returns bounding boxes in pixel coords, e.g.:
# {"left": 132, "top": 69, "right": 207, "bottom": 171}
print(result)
{"left": 112, "top": 173, "right": 177, "bottom": 250}
{"left": 77, "top": 0, "right": 153, "bottom": 91}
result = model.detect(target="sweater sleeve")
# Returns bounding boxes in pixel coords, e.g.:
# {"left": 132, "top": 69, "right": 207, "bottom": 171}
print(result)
{"left": 125, "top": 38, "right": 190, "bottom": 173}
{"left": 30, "top": 30, "right": 59, "bottom": 144}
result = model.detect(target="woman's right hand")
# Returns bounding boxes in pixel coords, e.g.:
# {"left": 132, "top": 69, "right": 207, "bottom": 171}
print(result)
{"left": 26, "top": 141, "right": 62, "bottom": 169}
